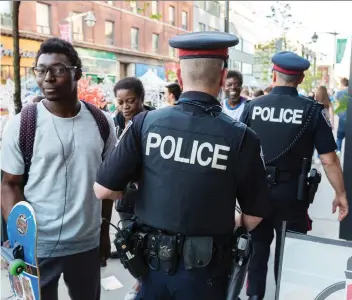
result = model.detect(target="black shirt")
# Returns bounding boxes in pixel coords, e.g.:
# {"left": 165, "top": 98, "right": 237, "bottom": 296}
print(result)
{"left": 241, "top": 86, "right": 337, "bottom": 155}
{"left": 97, "top": 91, "right": 272, "bottom": 219}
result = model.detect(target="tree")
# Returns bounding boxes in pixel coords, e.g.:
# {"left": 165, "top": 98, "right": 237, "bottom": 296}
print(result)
{"left": 266, "top": 2, "right": 302, "bottom": 51}
{"left": 254, "top": 39, "right": 277, "bottom": 83}
{"left": 12, "top": 1, "right": 22, "bottom": 114}
{"left": 300, "top": 69, "right": 322, "bottom": 93}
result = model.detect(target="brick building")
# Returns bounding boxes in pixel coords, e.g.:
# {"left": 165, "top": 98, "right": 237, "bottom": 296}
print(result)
{"left": 0, "top": 1, "right": 193, "bottom": 83}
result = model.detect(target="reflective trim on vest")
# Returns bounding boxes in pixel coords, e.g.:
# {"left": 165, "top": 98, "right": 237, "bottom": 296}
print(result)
{"left": 145, "top": 132, "right": 230, "bottom": 170}
{"left": 252, "top": 106, "right": 304, "bottom": 124}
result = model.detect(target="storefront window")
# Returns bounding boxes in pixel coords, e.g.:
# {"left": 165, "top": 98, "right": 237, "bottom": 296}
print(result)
{"left": 0, "top": 65, "right": 36, "bottom": 85}
{"left": 81, "top": 57, "right": 117, "bottom": 76}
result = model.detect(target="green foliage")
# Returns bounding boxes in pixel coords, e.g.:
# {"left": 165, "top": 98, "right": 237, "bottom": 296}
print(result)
{"left": 334, "top": 94, "right": 349, "bottom": 114}
{"left": 300, "top": 69, "right": 322, "bottom": 93}
{"left": 255, "top": 39, "right": 277, "bottom": 82}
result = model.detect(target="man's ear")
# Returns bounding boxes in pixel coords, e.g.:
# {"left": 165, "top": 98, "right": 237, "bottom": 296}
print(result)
{"left": 220, "top": 68, "right": 228, "bottom": 87}
{"left": 272, "top": 70, "right": 277, "bottom": 83}
{"left": 176, "top": 68, "right": 183, "bottom": 88}
{"left": 298, "top": 74, "right": 305, "bottom": 84}
{"left": 74, "top": 68, "right": 82, "bottom": 81}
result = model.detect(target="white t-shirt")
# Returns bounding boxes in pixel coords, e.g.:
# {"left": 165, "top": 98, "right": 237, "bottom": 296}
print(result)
{"left": 222, "top": 98, "right": 246, "bottom": 121}
{"left": 1, "top": 101, "right": 117, "bottom": 257}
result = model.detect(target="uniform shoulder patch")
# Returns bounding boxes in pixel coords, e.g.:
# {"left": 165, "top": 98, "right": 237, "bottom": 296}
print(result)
{"left": 321, "top": 108, "right": 331, "bottom": 127}
{"left": 115, "top": 120, "right": 133, "bottom": 147}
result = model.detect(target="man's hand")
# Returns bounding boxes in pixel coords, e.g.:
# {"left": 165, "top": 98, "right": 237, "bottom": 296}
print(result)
{"left": 332, "top": 193, "right": 349, "bottom": 221}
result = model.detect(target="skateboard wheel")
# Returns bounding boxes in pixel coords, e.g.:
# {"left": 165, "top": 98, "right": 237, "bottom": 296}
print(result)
{"left": 8, "top": 259, "right": 26, "bottom": 276}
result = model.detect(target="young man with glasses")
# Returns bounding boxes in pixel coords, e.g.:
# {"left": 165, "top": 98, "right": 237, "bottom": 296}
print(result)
{"left": 1, "top": 38, "right": 117, "bottom": 300}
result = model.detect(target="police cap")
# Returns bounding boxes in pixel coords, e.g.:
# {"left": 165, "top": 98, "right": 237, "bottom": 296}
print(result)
{"left": 272, "top": 51, "right": 310, "bottom": 75}
{"left": 169, "top": 31, "right": 239, "bottom": 60}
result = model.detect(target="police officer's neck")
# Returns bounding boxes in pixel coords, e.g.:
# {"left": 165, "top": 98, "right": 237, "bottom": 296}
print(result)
{"left": 182, "top": 86, "right": 220, "bottom": 99}
{"left": 274, "top": 82, "right": 299, "bottom": 89}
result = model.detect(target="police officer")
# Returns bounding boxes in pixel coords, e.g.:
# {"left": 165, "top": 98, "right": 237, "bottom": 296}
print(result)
{"left": 93, "top": 31, "right": 272, "bottom": 300}
{"left": 240, "top": 51, "right": 349, "bottom": 300}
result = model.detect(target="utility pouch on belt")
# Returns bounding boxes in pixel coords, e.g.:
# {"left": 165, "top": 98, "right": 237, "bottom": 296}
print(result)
{"left": 183, "top": 236, "right": 213, "bottom": 270}
{"left": 158, "top": 235, "right": 179, "bottom": 275}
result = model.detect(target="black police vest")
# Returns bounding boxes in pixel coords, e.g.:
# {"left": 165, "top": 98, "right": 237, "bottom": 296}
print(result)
{"left": 248, "top": 94, "right": 316, "bottom": 172}
{"left": 135, "top": 104, "right": 246, "bottom": 236}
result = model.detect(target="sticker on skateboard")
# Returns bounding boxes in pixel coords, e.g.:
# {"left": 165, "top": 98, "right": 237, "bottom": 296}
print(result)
{"left": 1, "top": 201, "right": 40, "bottom": 300}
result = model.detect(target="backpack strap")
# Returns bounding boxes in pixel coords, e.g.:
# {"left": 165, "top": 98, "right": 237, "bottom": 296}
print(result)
{"left": 82, "top": 101, "right": 110, "bottom": 150}
{"left": 19, "top": 104, "right": 38, "bottom": 183}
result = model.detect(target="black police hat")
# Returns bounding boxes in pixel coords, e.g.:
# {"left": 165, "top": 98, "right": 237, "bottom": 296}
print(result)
{"left": 272, "top": 51, "right": 310, "bottom": 75}
{"left": 169, "top": 31, "right": 239, "bottom": 60}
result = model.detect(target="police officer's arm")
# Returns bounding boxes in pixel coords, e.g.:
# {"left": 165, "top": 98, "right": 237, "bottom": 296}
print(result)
{"left": 236, "top": 128, "right": 272, "bottom": 231}
{"left": 94, "top": 113, "right": 145, "bottom": 200}
{"left": 314, "top": 105, "right": 349, "bottom": 221}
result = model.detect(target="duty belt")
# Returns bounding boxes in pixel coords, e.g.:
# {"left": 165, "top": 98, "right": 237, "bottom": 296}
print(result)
{"left": 265, "top": 166, "right": 298, "bottom": 185}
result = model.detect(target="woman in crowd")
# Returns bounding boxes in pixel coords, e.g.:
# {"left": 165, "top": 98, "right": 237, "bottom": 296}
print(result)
{"left": 315, "top": 85, "right": 334, "bottom": 129}
{"left": 111, "top": 77, "right": 154, "bottom": 300}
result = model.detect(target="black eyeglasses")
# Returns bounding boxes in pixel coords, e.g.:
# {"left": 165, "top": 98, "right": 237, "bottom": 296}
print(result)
{"left": 32, "top": 64, "right": 77, "bottom": 77}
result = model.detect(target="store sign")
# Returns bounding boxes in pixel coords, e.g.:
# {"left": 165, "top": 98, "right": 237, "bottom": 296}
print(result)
{"left": 76, "top": 47, "right": 116, "bottom": 60}
{"left": 0, "top": 44, "right": 37, "bottom": 58}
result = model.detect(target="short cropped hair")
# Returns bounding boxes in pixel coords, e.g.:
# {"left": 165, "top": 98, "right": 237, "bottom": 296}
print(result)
{"left": 35, "top": 38, "right": 82, "bottom": 69}
{"left": 113, "top": 77, "right": 145, "bottom": 102}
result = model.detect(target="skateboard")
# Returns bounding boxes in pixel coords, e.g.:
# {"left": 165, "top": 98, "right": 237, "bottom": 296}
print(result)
{"left": 1, "top": 201, "right": 40, "bottom": 300}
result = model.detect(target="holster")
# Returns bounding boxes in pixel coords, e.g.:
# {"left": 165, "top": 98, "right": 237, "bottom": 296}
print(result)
{"left": 114, "top": 182, "right": 138, "bottom": 214}
{"left": 226, "top": 227, "right": 253, "bottom": 300}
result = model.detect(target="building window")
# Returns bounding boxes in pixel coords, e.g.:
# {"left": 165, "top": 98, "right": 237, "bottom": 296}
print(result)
{"left": 242, "top": 63, "right": 253, "bottom": 75}
{"left": 229, "top": 60, "right": 241, "bottom": 71}
{"left": 198, "top": 22, "right": 206, "bottom": 32}
{"left": 169, "top": 5, "right": 175, "bottom": 26}
{"left": 36, "top": 2, "right": 51, "bottom": 34}
{"left": 169, "top": 46, "right": 176, "bottom": 58}
{"left": 131, "top": 27, "right": 139, "bottom": 50}
{"left": 151, "top": 1, "right": 158, "bottom": 14}
{"left": 197, "top": 1, "right": 205, "bottom": 10}
{"left": 107, "top": 1, "right": 113, "bottom": 5}
{"left": 206, "top": 1, "right": 220, "bottom": 17}
{"left": 243, "top": 40, "right": 255, "bottom": 54}
{"left": 130, "top": 1, "right": 137, "bottom": 13}
{"left": 0, "top": 1, "right": 12, "bottom": 29}
{"left": 152, "top": 33, "right": 159, "bottom": 53}
{"left": 235, "top": 38, "right": 243, "bottom": 51}
{"left": 105, "top": 21, "right": 114, "bottom": 45}
{"left": 181, "top": 11, "right": 188, "bottom": 30}
{"left": 72, "top": 12, "right": 84, "bottom": 41}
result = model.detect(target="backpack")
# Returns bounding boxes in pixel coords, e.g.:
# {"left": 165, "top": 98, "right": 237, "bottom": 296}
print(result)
{"left": 19, "top": 101, "right": 110, "bottom": 182}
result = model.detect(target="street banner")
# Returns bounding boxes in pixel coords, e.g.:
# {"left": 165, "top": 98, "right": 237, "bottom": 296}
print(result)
{"left": 276, "top": 229, "right": 352, "bottom": 300}
{"left": 59, "top": 21, "right": 72, "bottom": 43}
{"left": 336, "top": 38, "right": 348, "bottom": 64}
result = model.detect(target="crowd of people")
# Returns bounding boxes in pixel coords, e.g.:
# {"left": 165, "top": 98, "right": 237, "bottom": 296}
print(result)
{"left": 1, "top": 32, "right": 349, "bottom": 300}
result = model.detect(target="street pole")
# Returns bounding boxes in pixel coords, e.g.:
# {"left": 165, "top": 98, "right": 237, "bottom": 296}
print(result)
{"left": 332, "top": 33, "right": 338, "bottom": 89}
{"left": 339, "top": 38, "right": 352, "bottom": 241}
{"left": 224, "top": 0, "right": 229, "bottom": 33}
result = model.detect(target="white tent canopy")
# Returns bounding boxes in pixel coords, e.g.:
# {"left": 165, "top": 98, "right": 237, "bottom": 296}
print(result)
{"left": 138, "top": 69, "right": 168, "bottom": 91}
{"left": 138, "top": 69, "right": 168, "bottom": 108}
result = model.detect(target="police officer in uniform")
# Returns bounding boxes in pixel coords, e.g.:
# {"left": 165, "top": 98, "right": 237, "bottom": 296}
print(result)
{"left": 93, "top": 31, "right": 272, "bottom": 300}
{"left": 240, "top": 51, "right": 349, "bottom": 300}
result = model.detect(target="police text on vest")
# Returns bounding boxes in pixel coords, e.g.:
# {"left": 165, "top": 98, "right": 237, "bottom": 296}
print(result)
{"left": 146, "top": 133, "right": 230, "bottom": 170}
{"left": 252, "top": 107, "right": 303, "bottom": 124}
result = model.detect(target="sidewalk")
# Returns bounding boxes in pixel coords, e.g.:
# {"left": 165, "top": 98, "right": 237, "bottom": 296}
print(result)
{"left": 1, "top": 155, "right": 345, "bottom": 300}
